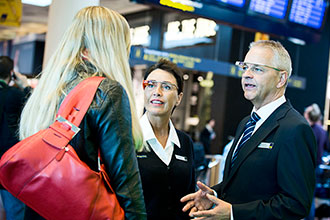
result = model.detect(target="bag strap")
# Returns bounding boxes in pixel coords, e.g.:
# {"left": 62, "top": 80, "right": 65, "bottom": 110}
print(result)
{"left": 47, "top": 76, "right": 105, "bottom": 143}
{"left": 57, "top": 76, "right": 105, "bottom": 126}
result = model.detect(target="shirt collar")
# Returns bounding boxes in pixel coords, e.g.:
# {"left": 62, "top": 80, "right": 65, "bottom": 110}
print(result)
{"left": 252, "top": 96, "right": 286, "bottom": 121}
{"left": 0, "top": 79, "right": 8, "bottom": 88}
{"left": 140, "top": 113, "right": 181, "bottom": 148}
{"left": 206, "top": 124, "right": 213, "bottom": 132}
{"left": 168, "top": 119, "right": 181, "bottom": 148}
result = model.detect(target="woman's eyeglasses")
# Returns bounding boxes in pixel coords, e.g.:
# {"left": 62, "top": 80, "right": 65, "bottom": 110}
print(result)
{"left": 142, "top": 80, "right": 178, "bottom": 91}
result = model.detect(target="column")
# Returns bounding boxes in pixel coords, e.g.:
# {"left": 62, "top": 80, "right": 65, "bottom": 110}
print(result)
{"left": 43, "top": 0, "right": 99, "bottom": 67}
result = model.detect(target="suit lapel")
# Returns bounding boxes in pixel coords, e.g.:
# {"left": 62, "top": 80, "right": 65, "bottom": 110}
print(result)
{"left": 222, "top": 116, "right": 249, "bottom": 182}
{"left": 221, "top": 101, "right": 292, "bottom": 190}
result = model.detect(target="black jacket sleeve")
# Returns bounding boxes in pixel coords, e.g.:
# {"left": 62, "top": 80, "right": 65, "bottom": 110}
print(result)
{"left": 92, "top": 80, "right": 146, "bottom": 220}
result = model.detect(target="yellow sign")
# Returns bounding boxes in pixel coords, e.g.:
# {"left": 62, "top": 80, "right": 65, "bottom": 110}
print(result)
{"left": 254, "top": 32, "right": 269, "bottom": 42}
{"left": 0, "top": 0, "right": 22, "bottom": 27}
{"left": 160, "top": 0, "right": 195, "bottom": 12}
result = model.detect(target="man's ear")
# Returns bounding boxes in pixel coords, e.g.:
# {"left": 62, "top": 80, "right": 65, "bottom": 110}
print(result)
{"left": 277, "top": 71, "right": 288, "bottom": 88}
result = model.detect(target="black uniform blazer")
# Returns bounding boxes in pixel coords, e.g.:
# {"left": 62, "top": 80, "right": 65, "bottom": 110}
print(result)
{"left": 213, "top": 101, "right": 316, "bottom": 220}
{"left": 137, "top": 129, "right": 196, "bottom": 220}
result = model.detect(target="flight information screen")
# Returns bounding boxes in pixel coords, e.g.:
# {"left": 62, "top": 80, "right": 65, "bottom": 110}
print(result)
{"left": 248, "top": 0, "right": 289, "bottom": 19}
{"left": 216, "top": 0, "right": 246, "bottom": 7}
{"left": 289, "top": 0, "right": 327, "bottom": 29}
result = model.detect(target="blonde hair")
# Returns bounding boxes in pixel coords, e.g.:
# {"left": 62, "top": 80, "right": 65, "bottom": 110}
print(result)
{"left": 250, "top": 40, "right": 292, "bottom": 82}
{"left": 19, "top": 6, "right": 143, "bottom": 151}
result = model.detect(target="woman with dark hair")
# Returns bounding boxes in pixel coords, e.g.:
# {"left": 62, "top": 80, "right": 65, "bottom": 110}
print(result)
{"left": 137, "top": 59, "right": 196, "bottom": 220}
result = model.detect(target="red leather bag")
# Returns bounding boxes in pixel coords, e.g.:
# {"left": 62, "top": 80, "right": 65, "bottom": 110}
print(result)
{"left": 0, "top": 76, "right": 125, "bottom": 220}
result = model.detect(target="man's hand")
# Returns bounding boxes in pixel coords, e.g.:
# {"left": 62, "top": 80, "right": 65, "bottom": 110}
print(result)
{"left": 189, "top": 193, "right": 232, "bottom": 220}
{"left": 180, "top": 181, "right": 214, "bottom": 215}
{"left": 12, "top": 71, "right": 29, "bottom": 89}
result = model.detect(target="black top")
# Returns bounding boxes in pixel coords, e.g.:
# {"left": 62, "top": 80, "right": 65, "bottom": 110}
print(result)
{"left": 0, "top": 80, "right": 30, "bottom": 156}
{"left": 137, "top": 129, "right": 196, "bottom": 220}
{"left": 200, "top": 127, "right": 213, "bottom": 154}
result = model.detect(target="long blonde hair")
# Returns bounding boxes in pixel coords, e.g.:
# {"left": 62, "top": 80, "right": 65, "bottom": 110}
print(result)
{"left": 19, "top": 6, "right": 143, "bottom": 151}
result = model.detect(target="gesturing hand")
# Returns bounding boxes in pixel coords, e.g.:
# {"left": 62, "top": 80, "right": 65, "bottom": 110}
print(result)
{"left": 189, "top": 193, "right": 231, "bottom": 220}
{"left": 180, "top": 181, "right": 214, "bottom": 215}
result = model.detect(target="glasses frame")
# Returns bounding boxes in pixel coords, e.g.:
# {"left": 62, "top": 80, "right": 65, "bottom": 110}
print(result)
{"left": 235, "top": 61, "right": 284, "bottom": 72}
{"left": 142, "top": 80, "right": 179, "bottom": 91}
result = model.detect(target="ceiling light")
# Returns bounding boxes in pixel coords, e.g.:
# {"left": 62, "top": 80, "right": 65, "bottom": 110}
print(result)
{"left": 288, "top": 37, "right": 306, "bottom": 46}
{"left": 22, "top": 0, "right": 52, "bottom": 7}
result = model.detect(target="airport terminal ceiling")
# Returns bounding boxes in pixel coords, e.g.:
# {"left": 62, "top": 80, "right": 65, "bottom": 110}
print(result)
{"left": 131, "top": 0, "right": 330, "bottom": 44}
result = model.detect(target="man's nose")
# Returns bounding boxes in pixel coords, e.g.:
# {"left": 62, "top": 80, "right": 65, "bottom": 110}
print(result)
{"left": 242, "top": 68, "right": 253, "bottom": 78}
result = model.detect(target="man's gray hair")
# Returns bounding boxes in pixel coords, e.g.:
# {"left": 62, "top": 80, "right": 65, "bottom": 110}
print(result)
{"left": 249, "top": 40, "right": 292, "bottom": 78}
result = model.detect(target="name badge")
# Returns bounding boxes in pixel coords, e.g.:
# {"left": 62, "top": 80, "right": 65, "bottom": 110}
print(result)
{"left": 257, "top": 142, "right": 274, "bottom": 149}
{"left": 137, "top": 155, "right": 147, "bottom": 159}
{"left": 175, "top": 154, "right": 188, "bottom": 162}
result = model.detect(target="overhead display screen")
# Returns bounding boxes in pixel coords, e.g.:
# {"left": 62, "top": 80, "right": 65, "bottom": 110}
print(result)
{"left": 248, "top": 0, "right": 289, "bottom": 19}
{"left": 131, "top": 0, "right": 329, "bottom": 43}
{"left": 289, "top": 0, "right": 327, "bottom": 29}
{"left": 216, "top": 0, "right": 246, "bottom": 8}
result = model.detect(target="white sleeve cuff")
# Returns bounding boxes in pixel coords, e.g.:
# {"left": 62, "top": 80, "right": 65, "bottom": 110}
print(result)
{"left": 212, "top": 189, "right": 218, "bottom": 198}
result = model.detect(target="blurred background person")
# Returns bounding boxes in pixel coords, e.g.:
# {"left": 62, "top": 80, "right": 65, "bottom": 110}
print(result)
{"left": 304, "top": 103, "right": 330, "bottom": 220}
{"left": 0, "top": 56, "right": 31, "bottom": 220}
{"left": 18, "top": 6, "right": 146, "bottom": 220}
{"left": 199, "top": 119, "right": 216, "bottom": 154}
{"left": 137, "top": 59, "right": 196, "bottom": 220}
{"left": 304, "top": 103, "right": 330, "bottom": 166}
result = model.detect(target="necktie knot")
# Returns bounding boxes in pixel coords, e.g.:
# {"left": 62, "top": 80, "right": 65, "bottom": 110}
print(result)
{"left": 250, "top": 112, "right": 260, "bottom": 125}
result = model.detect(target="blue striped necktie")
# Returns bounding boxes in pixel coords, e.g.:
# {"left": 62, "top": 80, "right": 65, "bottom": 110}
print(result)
{"left": 231, "top": 112, "right": 260, "bottom": 167}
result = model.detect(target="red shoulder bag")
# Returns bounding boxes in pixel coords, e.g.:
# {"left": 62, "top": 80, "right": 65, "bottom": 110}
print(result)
{"left": 0, "top": 76, "right": 125, "bottom": 220}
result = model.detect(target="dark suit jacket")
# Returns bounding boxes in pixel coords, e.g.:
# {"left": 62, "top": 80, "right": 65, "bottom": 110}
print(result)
{"left": 137, "top": 129, "right": 196, "bottom": 220}
{"left": 213, "top": 101, "right": 316, "bottom": 220}
{"left": 200, "top": 127, "right": 212, "bottom": 154}
{"left": 0, "top": 81, "right": 30, "bottom": 156}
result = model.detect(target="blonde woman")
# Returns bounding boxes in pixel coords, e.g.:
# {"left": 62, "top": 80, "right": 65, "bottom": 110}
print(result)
{"left": 20, "top": 6, "right": 146, "bottom": 220}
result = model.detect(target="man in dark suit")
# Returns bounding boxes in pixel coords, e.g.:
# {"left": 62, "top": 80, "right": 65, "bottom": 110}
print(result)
{"left": 200, "top": 119, "right": 216, "bottom": 154}
{"left": 181, "top": 40, "right": 316, "bottom": 219}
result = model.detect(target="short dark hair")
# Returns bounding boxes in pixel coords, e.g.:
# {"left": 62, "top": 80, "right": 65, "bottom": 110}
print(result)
{"left": 307, "top": 103, "right": 321, "bottom": 123}
{"left": 206, "top": 119, "right": 214, "bottom": 124}
{"left": 144, "top": 58, "right": 184, "bottom": 94}
{"left": 0, "top": 56, "right": 13, "bottom": 80}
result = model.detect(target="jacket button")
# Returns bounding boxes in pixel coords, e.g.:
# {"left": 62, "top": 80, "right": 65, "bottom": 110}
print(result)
{"left": 222, "top": 193, "right": 226, "bottom": 199}
{"left": 167, "top": 166, "right": 170, "bottom": 170}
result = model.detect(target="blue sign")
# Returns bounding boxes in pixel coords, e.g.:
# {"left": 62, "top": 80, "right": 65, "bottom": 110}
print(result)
{"left": 216, "top": 0, "right": 245, "bottom": 8}
{"left": 249, "top": 0, "right": 289, "bottom": 19}
{"left": 289, "top": 0, "right": 327, "bottom": 29}
{"left": 130, "top": 46, "right": 306, "bottom": 89}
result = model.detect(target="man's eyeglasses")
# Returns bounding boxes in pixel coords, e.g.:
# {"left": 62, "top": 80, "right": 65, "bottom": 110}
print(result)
{"left": 142, "top": 80, "right": 178, "bottom": 91}
{"left": 235, "top": 61, "right": 284, "bottom": 74}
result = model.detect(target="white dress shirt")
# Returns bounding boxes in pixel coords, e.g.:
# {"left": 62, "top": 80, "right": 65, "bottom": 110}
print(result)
{"left": 140, "top": 114, "right": 181, "bottom": 166}
{"left": 231, "top": 96, "right": 286, "bottom": 158}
